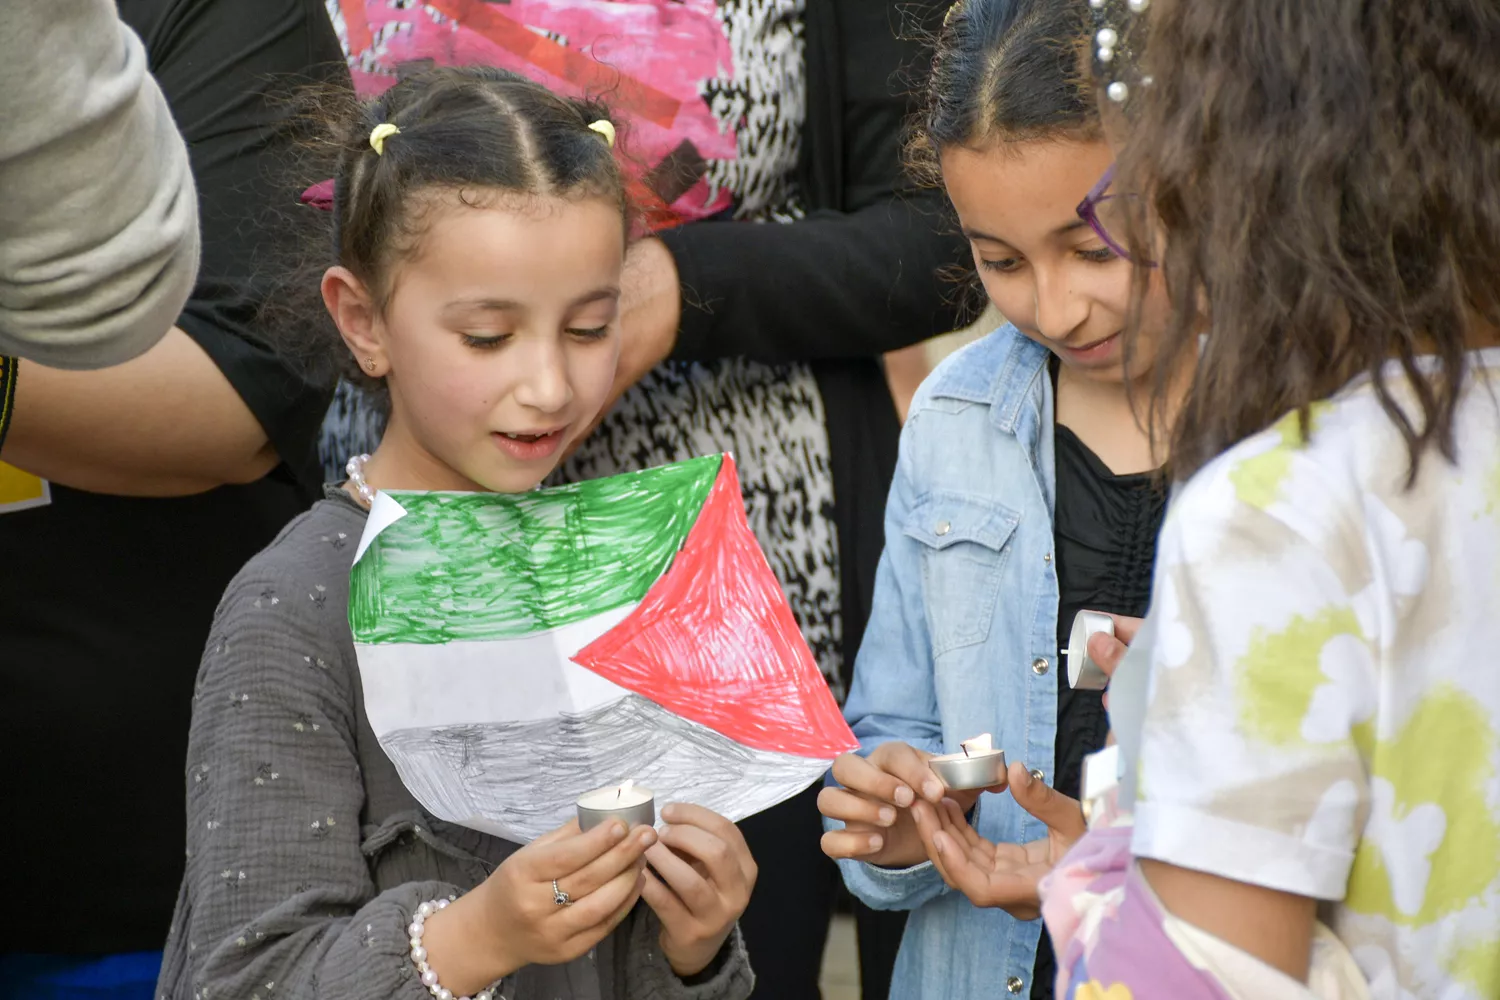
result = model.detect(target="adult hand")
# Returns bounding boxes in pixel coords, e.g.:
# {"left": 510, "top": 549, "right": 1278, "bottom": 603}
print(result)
{"left": 566, "top": 237, "right": 680, "bottom": 459}
{"left": 914, "top": 763, "right": 1087, "bottom": 920}
{"left": 421, "top": 818, "right": 656, "bottom": 994}
{"left": 641, "top": 803, "right": 757, "bottom": 978}
{"left": 818, "top": 741, "right": 993, "bottom": 869}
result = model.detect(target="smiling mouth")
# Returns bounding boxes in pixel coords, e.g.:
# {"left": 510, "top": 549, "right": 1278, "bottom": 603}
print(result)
{"left": 1067, "top": 332, "right": 1120, "bottom": 352}
{"left": 499, "top": 429, "right": 563, "bottom": 443}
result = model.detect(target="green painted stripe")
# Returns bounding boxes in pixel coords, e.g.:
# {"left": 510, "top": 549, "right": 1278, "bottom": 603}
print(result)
{"left": 350, "top": 455, "right": 721, "bottom": 644}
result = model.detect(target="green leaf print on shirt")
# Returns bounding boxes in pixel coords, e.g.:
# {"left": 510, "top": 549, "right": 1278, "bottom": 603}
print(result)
{"left": 1446, "top": 935, "right": 1500, "bottom": 998}
{"left": 1345, "top": 685, "right": 1500, "bottom": 933}
{"left": 1229, "top": 403, "right": 1333, "bottom": 510}
{"left": 1237, "top": 605, "right": 1367, "bottom": 747}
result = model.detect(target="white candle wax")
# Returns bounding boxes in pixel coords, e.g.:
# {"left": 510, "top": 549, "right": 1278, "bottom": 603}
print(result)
{"left": 577, "top": 780, "right": 654, "bottom": 810}
{"left": 959, "top": 733, "right": 994, "bottom": 756}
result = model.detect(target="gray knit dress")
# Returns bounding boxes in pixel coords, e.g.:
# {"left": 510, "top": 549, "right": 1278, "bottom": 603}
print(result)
{"left": 156, "top": 489, "right": 754, "bottom": 1000}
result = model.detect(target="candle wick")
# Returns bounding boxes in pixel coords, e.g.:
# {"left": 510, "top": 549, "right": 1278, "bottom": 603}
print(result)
{"left": 962, "top": 744, "right": 970, "bottom": 758}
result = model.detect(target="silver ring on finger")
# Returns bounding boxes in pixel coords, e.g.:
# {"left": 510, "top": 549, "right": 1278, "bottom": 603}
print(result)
{"left": 552, "top": 878, "right": 572, "bottom": 906}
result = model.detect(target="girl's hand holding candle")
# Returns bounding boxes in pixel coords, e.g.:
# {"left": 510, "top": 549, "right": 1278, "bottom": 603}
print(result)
{"left": 819, "top": 740, "right": 988, "bottom": 869}
{"left": 419, "top": 815, "right": 656, "bottom": 996}
{"left": 641, "top": 803, "right": 758, "bottom": 978}
{"left": 1064, "top": 611, "right": 1116, "bottom": 691}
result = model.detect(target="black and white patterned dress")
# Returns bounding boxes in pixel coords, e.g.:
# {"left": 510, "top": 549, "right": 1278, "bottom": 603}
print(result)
{"left": 320, "top": 0, "right": 845, "bottom": 698}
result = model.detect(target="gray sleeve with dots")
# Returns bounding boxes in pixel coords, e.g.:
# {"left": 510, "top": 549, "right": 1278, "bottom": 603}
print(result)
{"left": 156, "top": 519, "right": 447, "bottom": 1000}
{"left": 155, "top": 505, "right": 754, "bottom": 1000}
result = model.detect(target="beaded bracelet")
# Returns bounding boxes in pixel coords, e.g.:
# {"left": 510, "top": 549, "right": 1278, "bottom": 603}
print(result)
{"left": 408, "top": 896, "right": 505, "bottom": 1000}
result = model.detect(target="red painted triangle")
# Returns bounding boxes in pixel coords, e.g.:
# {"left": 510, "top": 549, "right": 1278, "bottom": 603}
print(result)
{"left": 572, "top": 456, "right": 858, "bottom": 759}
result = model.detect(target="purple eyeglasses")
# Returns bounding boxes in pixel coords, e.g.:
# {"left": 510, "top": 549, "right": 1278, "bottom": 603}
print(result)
{"left": 1076, "top": 163, "right": 1156, "bottom": 267}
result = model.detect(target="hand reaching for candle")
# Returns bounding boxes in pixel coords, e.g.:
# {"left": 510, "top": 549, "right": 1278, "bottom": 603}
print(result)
{"left": 1088, "top": 612, "right": 1141, "bottom": 712}
{"left": 907, "top": 609, "right": 1139, "bottom": 918}
{"left": 909, "top": 762, "right": 1088, "bottom": 919}
{"left": 818, "top": 740, "right": 998, "bottom": 869}
{"left": 641, "top": 803, "right": 757, "bottom": 978}
{"left": 421, "top": 818, "right": 657, "bottom": 994}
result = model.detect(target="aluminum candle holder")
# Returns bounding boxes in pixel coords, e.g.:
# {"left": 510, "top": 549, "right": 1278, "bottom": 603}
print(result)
{"left": 1065, "top": 610, "right": 1115, "bottom": 691}
{"left": 576, "top": 780, "right": 656, "bottom": 832}
{"left": 929, "top": 734, "right": 1009, "bottom": 791}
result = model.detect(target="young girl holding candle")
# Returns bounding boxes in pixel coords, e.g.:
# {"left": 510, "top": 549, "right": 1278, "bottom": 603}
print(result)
{"left": 156, "top": 66, "right": 755, "bottom": 1000}
{"left": 816, "top": 0, "right": 1182, "bottom": 996}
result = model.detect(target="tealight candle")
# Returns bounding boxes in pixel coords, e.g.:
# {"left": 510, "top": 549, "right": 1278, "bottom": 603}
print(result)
{"left": 1063, "top": 611, "right": 1114, "bottom": 691}
{"left": 576, "top": 780, "right": 656, "bottom": 832}
{"left": 928, "top": 733, "right": 1009, "bottom": 791}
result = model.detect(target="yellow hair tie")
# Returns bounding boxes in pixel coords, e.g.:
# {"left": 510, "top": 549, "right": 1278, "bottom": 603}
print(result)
{"left": 586, "top": 119, "right": 616, "bottom": 149}
{"left": 369, "top": 122, "right": 401, "bottom": 156}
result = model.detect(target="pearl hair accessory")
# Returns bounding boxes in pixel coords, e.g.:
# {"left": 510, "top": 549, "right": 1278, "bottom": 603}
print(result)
{"left": 346, "top": 453, "right": 376, "bottom": 507}
{"left": 408, "top": 897, "right": 504, "bottom": 1000}
{"left": 1092, "top": 0, "right": 1150, "bottom": 108}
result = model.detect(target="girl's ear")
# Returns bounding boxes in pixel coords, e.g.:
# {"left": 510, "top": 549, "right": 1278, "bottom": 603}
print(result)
{"left": 322, "top": 266, "right": 388, "bottom": 377}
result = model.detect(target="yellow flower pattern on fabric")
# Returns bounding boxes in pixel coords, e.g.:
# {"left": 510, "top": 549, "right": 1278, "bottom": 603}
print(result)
{"left": 1446, "top": 936, "right": 1500, "bottom": 998}
{"left": 1072, "top": 980, "right": 1133, "bottom": 1000}
{"left": 1346, "top": 686, "right": 1500, "bottom": 927}
{"left": 1236, "top": 606, "right": 1367, "bottom": 748}
{"left": 1228, "top": 402, "right": 1332, "bottom": 510}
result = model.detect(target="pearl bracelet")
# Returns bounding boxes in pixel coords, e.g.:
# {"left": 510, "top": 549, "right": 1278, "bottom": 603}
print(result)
{"left": 408, "top": 896, "right": 503, "bottom": 1000}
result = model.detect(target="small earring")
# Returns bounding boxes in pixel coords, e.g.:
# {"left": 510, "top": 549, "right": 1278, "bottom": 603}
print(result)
{"left": 364, "top": 358, "right": 377, "bottom": 373}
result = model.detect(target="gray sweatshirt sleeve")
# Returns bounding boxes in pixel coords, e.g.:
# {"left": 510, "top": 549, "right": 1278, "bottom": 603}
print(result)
{"left": 0, "top": 0, "right": 198, "bottom": 369}
{"left": 160, "top": 518, "right": 753, "bottom": 1000}
{"left": 159, "top": 551, "right": 453, "bottom": 1000}
{"left": 622, "top": 910, "right": 755, "bottom": 1000}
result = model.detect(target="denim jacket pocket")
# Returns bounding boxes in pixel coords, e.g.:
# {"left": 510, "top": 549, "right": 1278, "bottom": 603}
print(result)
{"left": 904, "top": 492, "right": 1020, "bottom": 656}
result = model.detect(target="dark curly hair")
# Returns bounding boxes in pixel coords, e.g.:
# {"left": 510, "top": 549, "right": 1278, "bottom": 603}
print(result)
{"left": 1114, "top": 0, "right": 1500, "bottom": 482}
{"left": 267, "top": 65, "right": 628, "bottom": 390}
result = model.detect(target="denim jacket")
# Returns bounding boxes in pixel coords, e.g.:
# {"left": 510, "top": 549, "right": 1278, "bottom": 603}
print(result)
{"left": 832, "top": 325, "right": 1060, "bottom": 999}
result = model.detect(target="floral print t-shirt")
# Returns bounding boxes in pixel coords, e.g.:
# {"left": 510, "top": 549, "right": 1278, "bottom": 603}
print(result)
{"left": 1127, "top": 348, "right": 1500, "bottom": 999}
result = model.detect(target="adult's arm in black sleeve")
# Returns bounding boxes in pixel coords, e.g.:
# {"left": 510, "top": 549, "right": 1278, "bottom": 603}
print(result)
{"left": 657, "top": 0, "right": 969, "bottom": 366}
{"left": 659, "top": 198, "right": 968, "bottom": 365}
{"left": 3, "top": 0, "right": 346, "bottom": 494}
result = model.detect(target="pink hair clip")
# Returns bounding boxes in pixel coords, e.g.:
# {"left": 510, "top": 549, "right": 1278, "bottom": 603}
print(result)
{"left": 300, "top": 179, "right": 335, "bottom": 212}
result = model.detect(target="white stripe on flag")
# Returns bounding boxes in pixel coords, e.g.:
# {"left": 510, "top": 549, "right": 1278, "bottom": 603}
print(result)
{"left": 355, "top": 603, "right": 638, "bottom": 733}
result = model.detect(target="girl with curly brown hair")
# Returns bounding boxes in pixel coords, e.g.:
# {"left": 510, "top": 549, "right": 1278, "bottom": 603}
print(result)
{"left": 923, "top": 1, "right": 1500, "bottom": 997}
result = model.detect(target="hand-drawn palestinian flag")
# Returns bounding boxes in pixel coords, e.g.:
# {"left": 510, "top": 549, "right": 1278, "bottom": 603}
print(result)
{"left": 349, "top": 454, "right": 857, "bottom": 842}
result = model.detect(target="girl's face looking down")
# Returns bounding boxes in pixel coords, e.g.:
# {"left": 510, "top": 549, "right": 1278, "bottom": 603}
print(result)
{"left": 941, "top": 139, "right": 1167, "bottom": 385}
{"left": 327, "top": 191, "right": 625, "bottom": 494}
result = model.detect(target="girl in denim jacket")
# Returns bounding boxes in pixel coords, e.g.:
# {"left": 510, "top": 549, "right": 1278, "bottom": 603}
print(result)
{"left": 817, "top": 1, "right": 1186, "bottom": 997}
